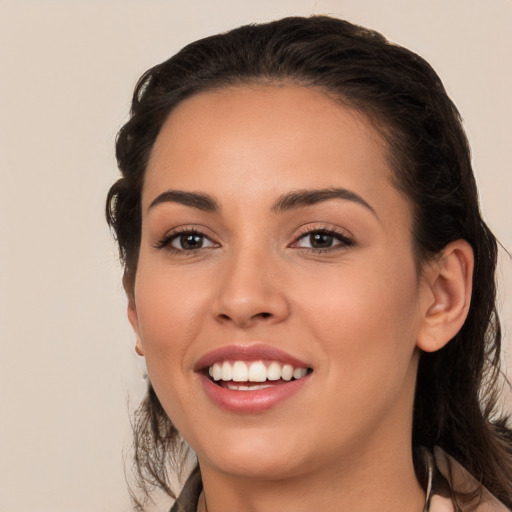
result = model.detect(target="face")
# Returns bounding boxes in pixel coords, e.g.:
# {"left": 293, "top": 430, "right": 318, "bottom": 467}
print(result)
{"left": 129, "top": 84, "right": 431, "bottom": 481}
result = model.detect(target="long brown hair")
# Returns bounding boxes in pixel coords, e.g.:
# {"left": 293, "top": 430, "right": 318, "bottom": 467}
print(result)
{"left": 107, "top": 16, "right": 512, "bottom": 509}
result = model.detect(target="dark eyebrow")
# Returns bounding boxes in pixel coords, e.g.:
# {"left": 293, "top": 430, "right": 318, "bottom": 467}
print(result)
{"left": 148, "top": 190, "right": 220, "bottom": 213}
{"left": 271, "top": 188, "right": 377, "bottom": 216}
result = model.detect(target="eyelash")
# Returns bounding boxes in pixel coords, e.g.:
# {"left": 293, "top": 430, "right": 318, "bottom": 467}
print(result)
{"left": 290, "top": 226, "right": 354, "bottom": 253}
{"left": 154, "top": 226, "right": 354, "bottom": 255}
{"left": 154, "top": 227, "right": 218, "bottom": 255}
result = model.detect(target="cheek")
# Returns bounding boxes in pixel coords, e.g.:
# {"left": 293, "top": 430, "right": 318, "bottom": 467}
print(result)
{"left": 133, "top": 268, "right": 211, "bottom": 428}
{"left": 133, "top": 262, "right": 208, "bottom": 368}
{"left": 296, "top": 252, "right": 421, "bottom": 372}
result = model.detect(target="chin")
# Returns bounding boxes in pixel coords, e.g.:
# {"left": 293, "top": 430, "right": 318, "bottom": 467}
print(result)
{"left": 195, "top": 430, "right": 311, "bottom": 480}
{"left": 206, "top": 453, "right": 304, "bottom": 481}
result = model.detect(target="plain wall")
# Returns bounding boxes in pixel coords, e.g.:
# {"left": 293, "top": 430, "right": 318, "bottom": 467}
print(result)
{"left": 0, "top": 1, "right": 511, "bottom": 511}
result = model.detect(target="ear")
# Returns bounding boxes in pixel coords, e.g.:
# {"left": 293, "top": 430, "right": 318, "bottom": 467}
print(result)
{"left": 417, "top": 240, "right": 474, "bottom": 353}
{"left": 123, "top": 273, "right": 144, "bottom": 357}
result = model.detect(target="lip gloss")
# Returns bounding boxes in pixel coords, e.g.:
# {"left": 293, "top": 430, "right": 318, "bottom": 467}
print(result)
{"left": 198, "top": 372, "right": 311, "bottom": 413}
{"left": 195, "top": 343, "right": 313, "bottom": 413}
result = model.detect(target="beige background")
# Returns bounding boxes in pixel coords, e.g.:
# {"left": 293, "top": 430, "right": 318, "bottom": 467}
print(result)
{"left": 0, "top": 1, "right": 511, "bottom": 511}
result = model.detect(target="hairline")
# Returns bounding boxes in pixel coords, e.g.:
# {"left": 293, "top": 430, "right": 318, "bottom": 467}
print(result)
{"left": 127, "top": 78, "right": 430, "bottom": 289}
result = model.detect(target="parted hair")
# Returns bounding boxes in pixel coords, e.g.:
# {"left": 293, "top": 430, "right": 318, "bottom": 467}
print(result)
{"left": 106, "top": 15, "right": 512, "bottom": 509}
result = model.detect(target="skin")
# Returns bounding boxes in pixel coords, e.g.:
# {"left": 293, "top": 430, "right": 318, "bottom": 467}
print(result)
{"left": 127, "top": 84, "right": 473, "bottom": 512}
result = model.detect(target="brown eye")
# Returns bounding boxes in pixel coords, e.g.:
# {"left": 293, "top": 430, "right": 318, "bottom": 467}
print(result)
{"left": 156, "top": 230, "right": 218, "bottom": 252}
{"left": 172, "top": 233, "right": 206, "bottom": 250}
{"left": 293, "top": 229, "right": 353, "bottom": 251}
{"left": 309, "top": 232, "right": 334, "bottom": 249}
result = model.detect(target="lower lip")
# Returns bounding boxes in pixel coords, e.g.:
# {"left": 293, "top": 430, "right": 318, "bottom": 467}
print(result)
{"left": 198, "top": 373, "right": 311, "bottom": 413}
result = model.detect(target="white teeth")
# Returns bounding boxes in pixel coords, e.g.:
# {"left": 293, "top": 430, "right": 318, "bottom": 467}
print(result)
{"left": 248, "top": 361, "right": 267, "bottom": 382}
{"left": 209, "top": 360, "right": 309, "bottom": 384}
{"left": 212, "top": 363, "right": 222, "bottom": 381}
{"left": 281, "top": 364, "right": 294, "bottom": 381}
{"left": 293, "top": 367, "right": 307, "bottom": 379}
{"left": 232, "top": 361, "right": 248, "bottom": 382}
{"left": 226, "top": 383, "right": 274, "bottom": 391}
{"left": 221, "top": 361, "right": 232, "bottom": 381}
{"left": 267, "top": 361, "right": 282, "bottom": 381}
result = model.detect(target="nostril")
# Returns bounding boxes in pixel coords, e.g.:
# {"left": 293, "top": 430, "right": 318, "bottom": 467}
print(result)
{"left": 215, "top": 310, "right": 273, "bottom": 325}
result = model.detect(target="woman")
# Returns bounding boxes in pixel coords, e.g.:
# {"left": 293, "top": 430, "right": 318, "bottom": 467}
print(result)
{"left": 106, "top": 16, "right": 512, "bottom": 512}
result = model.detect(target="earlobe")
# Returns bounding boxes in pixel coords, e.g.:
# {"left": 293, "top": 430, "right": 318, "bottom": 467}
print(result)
{"left": 135, "top": 339, "right": 144, "bottom": 356}
{"left": 124, "top": 274, "right": 145, "bottom": 357}
{"left": 127, "top": 301, "right": 145, "bottom": 356}
{"left": 417, "top": 240, "right": 474, "bottom": 353}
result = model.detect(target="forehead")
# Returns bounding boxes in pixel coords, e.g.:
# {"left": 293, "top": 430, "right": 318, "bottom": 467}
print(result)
{"left": 143, "top": 84, "right": 404, "bottom": 218}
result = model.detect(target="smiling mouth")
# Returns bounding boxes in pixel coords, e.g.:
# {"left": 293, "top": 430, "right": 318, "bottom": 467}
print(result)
{"left": 205, "top": 360, "right": 312, "bottom": 391}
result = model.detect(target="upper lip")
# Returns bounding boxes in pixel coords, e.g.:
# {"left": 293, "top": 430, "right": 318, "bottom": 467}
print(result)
{"left": 194, "top": 344, "right": 312, "bottom": 371}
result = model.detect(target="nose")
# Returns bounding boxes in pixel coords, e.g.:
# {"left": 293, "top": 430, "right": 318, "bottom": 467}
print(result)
{"left": 211, "top": 249, "right": 291, "bottom": 328}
